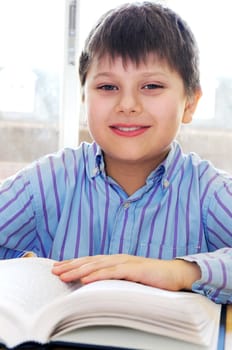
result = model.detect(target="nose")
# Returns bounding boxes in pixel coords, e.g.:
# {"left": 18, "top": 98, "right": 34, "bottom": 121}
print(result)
{"left": 116, "top": 90, "right": 142, "bottom": 116}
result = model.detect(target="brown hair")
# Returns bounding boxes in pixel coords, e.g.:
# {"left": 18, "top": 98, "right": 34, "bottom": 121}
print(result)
{"left": 79, "top": 1, "right": 201, "bottom": 95}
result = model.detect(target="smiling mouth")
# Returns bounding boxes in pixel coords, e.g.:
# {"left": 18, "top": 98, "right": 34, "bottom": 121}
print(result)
{"left": 114, "top": 126, "right": 144, "bottom": 132}
{"left": 110, "top": 125, "right": 150, "bottom": 137}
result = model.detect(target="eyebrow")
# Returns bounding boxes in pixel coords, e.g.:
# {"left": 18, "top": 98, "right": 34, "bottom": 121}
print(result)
{"left": 92, "top": 71, "right": 169, "bottom": 80}
{"left": 93, "top": 72, "right": 115, "bottom": 79}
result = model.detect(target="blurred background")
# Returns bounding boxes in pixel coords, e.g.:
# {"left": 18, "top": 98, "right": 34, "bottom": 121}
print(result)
{"left": 1, "top": 0, "right": 232, "bottom": 180}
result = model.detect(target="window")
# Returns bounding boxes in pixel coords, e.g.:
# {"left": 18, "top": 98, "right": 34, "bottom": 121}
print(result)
{"left": 165, "top": 0, "right": 232, "bottom": 173}
{"left": 0, "top": 0, "right": 64, "bottom": 179}
{"left": 165, "top": 0, "right": 232, "bottom": 129}
{"left": 0, "top": 0, "right": 80, "bottom": 180}
{"left": 1, "top": 1, "right": 231, "bottom": 180}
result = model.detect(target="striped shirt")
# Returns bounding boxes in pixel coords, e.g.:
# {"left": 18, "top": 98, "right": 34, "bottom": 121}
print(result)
{"left": 0, "top": 140, "right": 232, "bottom": 304}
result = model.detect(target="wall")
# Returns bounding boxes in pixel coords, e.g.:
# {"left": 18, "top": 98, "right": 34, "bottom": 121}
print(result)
{"left": 0, "top": 121, "right": 58, "bottom": 180}
{"left": 178, "top": 127, "right": 232, "bottom": 173}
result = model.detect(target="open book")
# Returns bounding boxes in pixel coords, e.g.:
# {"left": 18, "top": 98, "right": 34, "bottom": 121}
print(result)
{"left": 0, "top": 257, "right": 222, "bottom": 350}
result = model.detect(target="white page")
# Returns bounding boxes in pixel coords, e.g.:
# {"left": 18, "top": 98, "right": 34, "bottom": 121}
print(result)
{"left": 0, "top": 258, "right": 79, "bottom": 314}
{"left": 0, "top": 258, "right": 221, "bottom": 349}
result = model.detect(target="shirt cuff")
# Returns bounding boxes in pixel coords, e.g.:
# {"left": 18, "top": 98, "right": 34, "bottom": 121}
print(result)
{"left": 178, "top": 248, "right": 232, "bottom": 304}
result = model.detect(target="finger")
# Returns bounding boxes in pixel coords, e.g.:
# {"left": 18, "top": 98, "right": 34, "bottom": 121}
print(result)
{"left": 80, "top": 262, "right": 143, "bottom": 284}
{"left": 53, "top": 255, "right": 94, "bottom": 267}
{"left": 55, "top": 255, "right": 134, "bottom": 282}
{"left": 52, "top": 256, "right": 99, "bottom": 275}
{"left": 52, "top": 254, "right": 140, "bottom": 283}
{"left": 53, "top": 254, "right": 127, "bottom": 275}
{"left": 52, "top": 259, "right": 110, "bottom": 281}
{"left": 81, "top": 266, "right": 126, "bottom": 284}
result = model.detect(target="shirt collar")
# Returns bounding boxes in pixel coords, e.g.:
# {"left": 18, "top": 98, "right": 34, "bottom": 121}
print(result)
{"left": 160, "top": 141, "right": 184, "bottom": 188}
{"left": 88, "top": 142, "right": 105, "bottom": 179}
{"left": 146, "top": 141, "right": 184, "bottom": 188}
{"left": 88, "top": 140, "right": 184, "bottom": 185}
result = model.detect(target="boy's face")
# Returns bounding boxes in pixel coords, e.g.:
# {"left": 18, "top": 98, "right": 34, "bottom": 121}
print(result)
{"left": 84, "top": 54, "right": 199, "bottom": 171}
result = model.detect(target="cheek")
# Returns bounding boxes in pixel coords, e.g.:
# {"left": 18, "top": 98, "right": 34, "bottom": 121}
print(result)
{"left": 153, "top": 100, "right": 186, "bottom": 137}
{"left": 84, "top": 95, "right": 97, "bottom": 122}
{"left": 86, "top": 96, "right": 114, "bottom": 129}
{"left": 85, "top": 108, "right": 96, "bottom": 134}
{"left": 86, "top": 93, "right": 105, "bottom": 115}
{"left": 158, "top": 97, "right": 185, "bottom": 122}
{"left": 85, "top": 99, "right": 104, "bottom": 138}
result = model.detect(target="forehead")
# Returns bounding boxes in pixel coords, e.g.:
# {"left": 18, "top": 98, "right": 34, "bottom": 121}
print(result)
{"left": 87, "top": 53, "right": 174, "bottom": 75}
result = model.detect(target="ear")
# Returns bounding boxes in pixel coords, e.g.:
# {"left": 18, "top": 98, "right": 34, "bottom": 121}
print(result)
{"left": 182, "top": 89, "right": 202, "bottom": 124}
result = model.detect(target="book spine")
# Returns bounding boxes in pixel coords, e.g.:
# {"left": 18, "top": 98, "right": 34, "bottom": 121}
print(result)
{"left": 217, "top": 305, "right": 227, "bottom": 350}
{"left": 224, "top": 305, "right": 232, "bottom": 350}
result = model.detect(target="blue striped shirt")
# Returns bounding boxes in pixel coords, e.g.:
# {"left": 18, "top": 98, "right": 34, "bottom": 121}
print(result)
{"left": 0, "top": 141, "right": 232, "bottom": 303}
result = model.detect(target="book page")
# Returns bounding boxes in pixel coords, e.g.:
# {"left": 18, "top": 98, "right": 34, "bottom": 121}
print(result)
{"left": 0, "top": 258, "right": 80, "bottom": 314}
{"left": 0, "top": 259, "right": 221, "bottom": 349}
{"left": 53, "top": 326, "right": 216, "bottom": 350}
{"left": 0, "top": 257, "right": 81, "bottom": 348}
{"left": 33, "top": 279, "right": 221, "bottom": 348}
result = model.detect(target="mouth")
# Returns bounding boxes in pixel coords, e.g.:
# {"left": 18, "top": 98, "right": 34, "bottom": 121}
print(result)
{"left": 110, "top": 124, "right": 150, "bottom": 137}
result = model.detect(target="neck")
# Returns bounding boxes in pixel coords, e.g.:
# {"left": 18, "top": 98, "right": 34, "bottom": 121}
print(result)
{"left": 105, "top": 159, "right": 160, "bottom": 196}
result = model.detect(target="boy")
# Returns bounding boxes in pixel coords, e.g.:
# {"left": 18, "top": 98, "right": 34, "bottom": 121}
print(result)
{"left": 1, "top": 2, "right": 232, "bottom": 304}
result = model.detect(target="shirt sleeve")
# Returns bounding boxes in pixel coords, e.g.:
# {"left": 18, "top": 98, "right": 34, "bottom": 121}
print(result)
{"left": 181, "top": 248, "right": 232, "bottom": 304}
{"left": 0, "top": 168, "right": 37, "bottom": 258}
{"left": 181, "top": 177, "right": 232, "bottom": 304}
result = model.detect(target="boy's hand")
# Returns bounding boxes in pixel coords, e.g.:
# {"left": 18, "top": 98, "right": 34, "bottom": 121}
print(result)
{"left": 52, "top": 254, "right": 201, "bottom": 291}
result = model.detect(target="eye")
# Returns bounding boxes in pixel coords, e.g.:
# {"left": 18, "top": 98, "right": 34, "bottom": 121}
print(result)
{"left": 143, "top": 83, "right": 163, "bottom": 90}
{"left": 97, "top": 84, "right": 118, "bottom": 91}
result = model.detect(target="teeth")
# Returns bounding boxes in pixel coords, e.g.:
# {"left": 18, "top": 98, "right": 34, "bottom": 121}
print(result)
{"left": 117, "top": 126, "right": 141, "bottom": 132}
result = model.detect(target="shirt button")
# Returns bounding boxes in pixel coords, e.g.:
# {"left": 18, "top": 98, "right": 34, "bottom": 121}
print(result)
{"left": 92, "top": 167, "right": 99, "bottom": 176}
{"left": 123, "top": 202, "right": 130, "bottom": 209}
{"left": 163, "top": 179, "right": 170, "bottom": 188}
